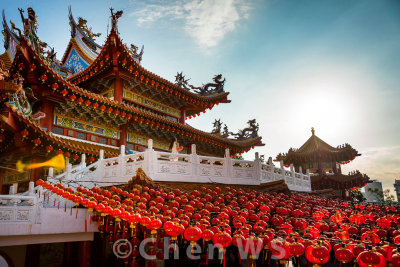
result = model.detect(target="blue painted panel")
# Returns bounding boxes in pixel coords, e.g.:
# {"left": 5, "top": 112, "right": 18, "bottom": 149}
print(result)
{"left": 65, "top": 49, "right": 89, "bottom": 73}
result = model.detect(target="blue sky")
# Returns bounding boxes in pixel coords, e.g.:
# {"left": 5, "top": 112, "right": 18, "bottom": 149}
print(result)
{"left": 2, "top": 0, "right": 400, "bottom": 194}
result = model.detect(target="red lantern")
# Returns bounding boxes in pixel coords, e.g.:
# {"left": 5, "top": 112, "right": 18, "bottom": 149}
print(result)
{"left": 45, "top": 145, "right": 53, "bottom": 153}
{"left": 184, "top": 226, "right": 202, "bottom": 243}
{"left": 306, "top": 244, "right": 329, "bottom": 265}
{"left": 20, "top": 129, "right": 29, "bottom": 138}
{"left": 40, "top": 74, "right": 47, "bottom": 83}
{"left": 335, "top": 247, "right": 354, "bottom": 263}
{"left": 357, "top": 250, "right": 381, "bottom": 267}
{"left": 33, "top": 138, "right": 41, "bottom": 147}
{"left": 290, "top": 242, "right": 305, "bottom": 257}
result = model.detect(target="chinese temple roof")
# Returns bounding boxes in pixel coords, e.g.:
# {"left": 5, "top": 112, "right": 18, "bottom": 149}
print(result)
{"left": 60, "top": 7, "right": 103, "bottom": 73}
{"left": 4, "top": 38, "right": 262, "bottom": 156}
{"left": 66, "top": 29, "right": 230, "bottom": 115}
{"left": 276, "top": 128, "right": 360, "bottom": 165}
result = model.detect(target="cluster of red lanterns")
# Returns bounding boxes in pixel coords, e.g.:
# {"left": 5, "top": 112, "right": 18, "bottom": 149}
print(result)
{"left": 35, "top": 178, "right": 400, "bottom": 267}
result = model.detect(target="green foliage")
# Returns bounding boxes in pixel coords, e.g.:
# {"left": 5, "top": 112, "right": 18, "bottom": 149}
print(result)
{"left": 351, "top": 189, "right": 366, "bottom": 202}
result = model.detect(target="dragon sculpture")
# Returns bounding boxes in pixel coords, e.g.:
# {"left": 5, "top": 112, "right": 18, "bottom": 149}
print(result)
{"left": 174, "top": 72, "right": 192, "bottom": 90}
{"left": 191, "top": 74, "right": 225, "bottom": 95}
{"left": 110, "top": 8, "right": 123, "bottom": 32}
{"left": 129, "top": 44, "right": 144, "bottom": 63}
{"left": 174, "top": 73, "right": 226, "bottom": 95}
{"left": 211, "top": 119, "right": 230, "bottom": 138}
{"left": 229, "top": 119, "right": 259, "bottom": 140}
{"left": 77, "top": 17, "right": 101, "bottom": 40}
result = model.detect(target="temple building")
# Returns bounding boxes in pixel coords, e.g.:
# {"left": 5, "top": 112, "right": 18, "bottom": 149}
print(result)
{"left": 0, "top": 7, "right": 263, "bottom": 194}
{"left": 275, "top": 128, "right": 370, "bottom": 197}
{"left": 2, "top": 7, "right": 387, "bottom": 267}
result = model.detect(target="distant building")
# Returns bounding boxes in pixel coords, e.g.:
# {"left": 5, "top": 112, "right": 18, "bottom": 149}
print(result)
{"left": 394, "top": 180, "right": 400, "bottom": 202}
{"left": 364, "top": 180, "right": 383, "bottom": 202}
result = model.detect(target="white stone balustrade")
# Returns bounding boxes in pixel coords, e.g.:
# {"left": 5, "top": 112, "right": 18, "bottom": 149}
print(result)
{"left": 47, "top": 139, "right": 312, "bottom": 192}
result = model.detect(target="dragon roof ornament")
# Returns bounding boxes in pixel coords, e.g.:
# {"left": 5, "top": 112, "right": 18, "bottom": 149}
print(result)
{"left": 110, "top": 8, "right": 123, "bottom": 33}
{"left": 211, "top": 119, "right": 260, "bottom": 140}
{"left": 175, "top": 72, "right": 226, "bottom": 96}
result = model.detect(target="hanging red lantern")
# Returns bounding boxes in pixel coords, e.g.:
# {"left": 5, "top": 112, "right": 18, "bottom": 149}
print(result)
{"left": 184, "top": 226, "right": 202, "bottom": 243}
{"left": 335, "top": 246, "right": 354, "bottom": 263}
{"left": 69, "top": 95, "right": 77, "bottom": 101}
{"left": 305, "top": 243, "right": 330, "bottom": 266}
{"left": 33, "top": 138, "right": 41, "bottom": 147}
{"left": 357, "top": 250, "right": 381, "bottom": 267}
{"left": 290, "top": 242, "right": 305, "bottom": 257}
{"left": 21, "top": 129, "right": 29, "bottom": 138}
{"left": 40, "top": 74, "right": 47, "bottom": 83}
{"left": 51, "top": 83, "right": 59, "bottom": 91}
{"left": 45, "top": 145, "right": 53, "bottom": 153}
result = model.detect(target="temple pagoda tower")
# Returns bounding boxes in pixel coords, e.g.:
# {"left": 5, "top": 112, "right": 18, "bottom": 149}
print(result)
{"left": 0, "top": 7, "right": 263, "bottom": 193}
{"left": 276, "top": 128, "right": 370, "bottom": 197}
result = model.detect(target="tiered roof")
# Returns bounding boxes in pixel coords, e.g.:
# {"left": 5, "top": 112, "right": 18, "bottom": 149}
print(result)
{"left": 276, "top": 128, "right": 360, "bottom": 166}
{"left": 276, "top": 128, "right": 369, "bottom": 191}
{"left": 66, "top": 29, "right": 230, "bottom": 116}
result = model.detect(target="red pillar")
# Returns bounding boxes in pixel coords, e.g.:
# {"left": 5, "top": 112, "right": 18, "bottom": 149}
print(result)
{"left": 119, "top": 124, "right": 127, "bottom": 146}
{"left": 78, "top": 241, "right": 92, "bottom": 267}
{"left": 40, "top": 99, "right": 54, "bottom": 132}
{"left": 114, "top": 68, "right": 123, "bottom": 103}
{"left": 179, "top": 109, "right": 186, "bottom": 124}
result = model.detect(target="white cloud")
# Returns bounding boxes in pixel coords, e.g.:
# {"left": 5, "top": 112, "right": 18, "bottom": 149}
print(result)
{"left": 130, "top": 0, "right": 252, "bottom": 48}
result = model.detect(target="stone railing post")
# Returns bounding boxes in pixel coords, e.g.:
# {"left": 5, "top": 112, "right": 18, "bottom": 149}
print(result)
{"left": 299, "top": 166, "right": 304, "bottom": 190}
{"left": 290, "top": 164, "right": 295, "bottom": 186}
{"left": 118, "top": 145, "right": 126, "bottom": 178}
{"left": 48, "top": 167, "right": 54, "bottom": 178}
{"left": 224, "top": 149, "right": 231, "bottom": 181}
{"left": 268, "top": 157, "right": 275, "bottom": 181}
{"left": 28, "top": 181, "right": 35, "bottom": 196}
{"left": 190, "top": 144, "right": 199, "bottom": 177}
{"left": 81, "top": 154, "right": 86, "bottom": 169}
{"left": 145, "top": 139, "right": 155, "bottom": 177}
{"left": 280, "top": 160, "right": 285, "bottom": 181}
{"left": 65, "top": 163, "right": 72, "bottom": 180}
{"left": 96, "top": 150, "right": 105, "bottom": 181}
{"left": 9, "top": 185, "right": 15, "bottom": 195}
{"left": 254, "top": 152, "right": 261, "bottom": 182}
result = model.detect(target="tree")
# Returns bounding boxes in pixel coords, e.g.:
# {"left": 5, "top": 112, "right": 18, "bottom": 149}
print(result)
{"left": 383, "top": 189, "right": 395, "bottom": 203}
{"left": 351, "top": 189, "right": 366, "bottom": 202}
{"left": 367, "top": 188, "right": 395, "bottom": 203}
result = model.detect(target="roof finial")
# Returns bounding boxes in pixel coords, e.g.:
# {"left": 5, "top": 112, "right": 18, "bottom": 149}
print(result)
{"left": 110, "top": 7, "right": 123, "bottom": 33}
{"left": 311, "top": 127, "right": 315, "bottom": 135}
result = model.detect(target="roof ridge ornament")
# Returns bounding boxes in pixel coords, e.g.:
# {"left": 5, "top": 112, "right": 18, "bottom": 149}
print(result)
{"left": 129, "top": 43, "right": 144, "bottom": 63}
{"left": 110, "top": 7, "right": 123, "bottom": 33}
{"left": 175, "top": 72, "right": 226, "bottom": 95}
{"left": 311, "top": 127, "right": 315, "bottom": 136}
{"left": 77, "top": 17, "right": 101, "bottom": 40}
